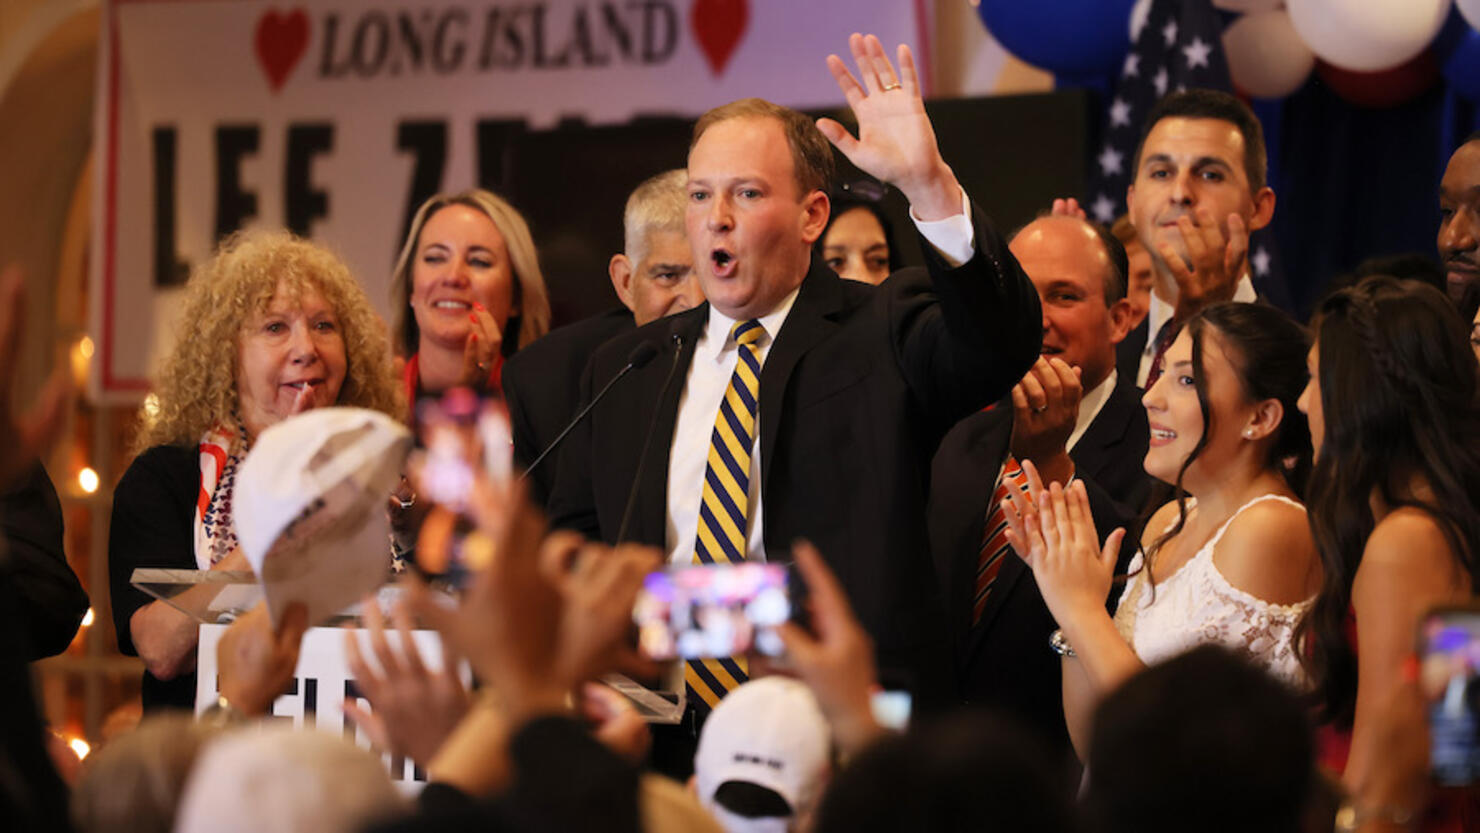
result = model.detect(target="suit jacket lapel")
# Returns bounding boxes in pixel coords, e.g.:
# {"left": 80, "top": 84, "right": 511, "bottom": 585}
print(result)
{"left": 1071, "top": 376, "right": 1139, "bottom": 483}
{"left": 758, "top": 257, "right": 849, "bottom": 485}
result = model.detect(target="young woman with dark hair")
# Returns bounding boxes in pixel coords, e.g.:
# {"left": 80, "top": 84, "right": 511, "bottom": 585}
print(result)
{"left": 1005, "top": 302, "right": 1321, "bottom": 760}
{"left": 1293, "top": 277, "right": 1480, "bottom": 810}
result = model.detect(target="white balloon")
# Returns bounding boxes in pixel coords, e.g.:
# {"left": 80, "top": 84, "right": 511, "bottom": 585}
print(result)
{"left": 1459, "top": 0, "right": 1480, "bottom": 29}
{"left": 1287, "top": 0, "right": 1451, "bottom": 72}
{"left": 1129, "top": 0, "right": 1152, "bottom": 44}
{"left": 1223, "top": 10, "right": 1315, "bottom": 98}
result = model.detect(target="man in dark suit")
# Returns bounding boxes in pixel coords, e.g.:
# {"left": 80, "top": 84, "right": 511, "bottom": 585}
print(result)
{"left": 1114, "top": 90, "right": 1275, "bottom": 388}
{"left": 548, "top": 34, "right": 1040, "bottom": 725}
{"left": 504, "top": 169, "right": 702, "bottom": 505}
{"left": 930, "top": 212, "right": 1151, "bottom": 767}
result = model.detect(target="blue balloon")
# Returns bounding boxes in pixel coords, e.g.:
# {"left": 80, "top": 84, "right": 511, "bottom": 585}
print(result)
{"left": 978, "top": 0, "right": 1139, "bottom": 79}
{"left": 1443, "top": 27, "right": 1480, "bottom": 102}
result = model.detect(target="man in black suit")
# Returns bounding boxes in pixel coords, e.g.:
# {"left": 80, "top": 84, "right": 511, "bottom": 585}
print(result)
{"left": 504, "top": 169, "right": 702, "bottom": 505}
{"left": 548, "top": 34, "right": 1040, "bottom": 723}
{"left": 931, "top": 212, "right": 1151, "bottom": 767}
{"left": 1115, "top": 90, "right": 1275, "bottom": 388}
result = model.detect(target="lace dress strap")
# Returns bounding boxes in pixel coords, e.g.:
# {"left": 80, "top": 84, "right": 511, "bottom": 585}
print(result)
{"left": 1199, "top": 493, "right": 1305, "bottom": 558}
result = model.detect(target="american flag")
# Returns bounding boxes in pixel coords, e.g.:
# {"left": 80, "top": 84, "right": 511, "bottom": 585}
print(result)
{"left": 1086, "top": 0, "right": 1288, "bottom": 307}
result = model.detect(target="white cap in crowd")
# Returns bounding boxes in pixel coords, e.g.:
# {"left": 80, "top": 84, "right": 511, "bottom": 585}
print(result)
{"left": 694, "top": 676, "right": 832, "bottom": 833}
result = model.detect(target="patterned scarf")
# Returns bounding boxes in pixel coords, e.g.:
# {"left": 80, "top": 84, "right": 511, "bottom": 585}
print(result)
{"left": 194, "top": 421, "right": 246, "bottom": 569}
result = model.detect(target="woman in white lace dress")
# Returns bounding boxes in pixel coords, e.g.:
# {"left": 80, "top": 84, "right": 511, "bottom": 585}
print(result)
{"left": 1005, "top": 302, "right": 1321, "bottom": 761}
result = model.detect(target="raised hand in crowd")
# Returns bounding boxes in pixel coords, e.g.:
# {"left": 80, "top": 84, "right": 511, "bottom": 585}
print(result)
{"left": 1003, "top": 465, "right": 1125, "bottom": 635}
{"left": 1160, "top": 206, "right": 1249, "bottom": 321}
{"left": 344, "top": 594, "right": 471, "bottom": 768}
{"left": 215, "top": 601, "right": 308, "bottom": 717}
{"left": 1010, "top": 356, "right": 1083, "bottom": 486}
{"left": 775, "top": 541, "right": 887, "bottom": 758}
{"left": 816, "top": 33, "right": 962, "bottom": 220}
{"left": 1051, "top": 197, "right": 1087, "bottom": 219}
{"left": 0, "top": 265, "right": 71, "bottom": 489}
{"left": 579, "top": 681, "right": 651, "bottom": 766}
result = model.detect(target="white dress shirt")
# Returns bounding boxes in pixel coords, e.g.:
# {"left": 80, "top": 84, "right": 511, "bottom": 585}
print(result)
{"left": 663, "top": 190, "right": 977, "bottom": 565}
{"left": 1137, "top": 275, "right": 1256, "bottom": 387}
{"left": 1067, "top": 368, "right": 1117, "bottom": 453}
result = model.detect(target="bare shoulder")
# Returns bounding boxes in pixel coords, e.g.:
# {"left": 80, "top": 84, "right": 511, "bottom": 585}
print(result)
{"left": 1359, "top": 507, "right": 1469, "bottom": 586}
{"left": 1213, "top": 498, "right": 1320, "bottom": 605}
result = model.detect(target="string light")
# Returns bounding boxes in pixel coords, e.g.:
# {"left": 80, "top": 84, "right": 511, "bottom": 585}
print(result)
{"left": 78, "top": 467, "right": 99, "bottom": 494}
{"left": 81, "top": 608, "right": 94, "bottom": 627}
{"left": 68, "top": 737, "right": 90, "bottom": 760}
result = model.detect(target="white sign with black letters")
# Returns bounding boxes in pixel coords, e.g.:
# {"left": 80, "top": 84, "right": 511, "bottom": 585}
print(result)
{"left": 90, "top": 0, "right": 926, "bottom": 402}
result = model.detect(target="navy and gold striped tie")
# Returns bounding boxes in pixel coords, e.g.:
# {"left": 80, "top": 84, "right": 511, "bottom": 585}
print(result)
{"left": 686, "top": 319, "right": 764, "bottom": 709}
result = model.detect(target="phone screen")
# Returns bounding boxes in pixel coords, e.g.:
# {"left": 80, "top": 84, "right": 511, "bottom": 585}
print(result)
{"left": 411, "top": 390, "right": 511, "bottom": 585}
{"left": 1422, "top": 608, "right": 1480, "bottom": 786}
{"left": 633, "top": 562, "right": 790, "bottom": 660}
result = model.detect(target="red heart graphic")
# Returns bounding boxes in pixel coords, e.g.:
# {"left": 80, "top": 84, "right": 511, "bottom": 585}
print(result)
{"left": 255, "top": 8, "right": 310, "bottom": 94}
{"left": 691, "top": 0, "right": 748, "bottom": 77}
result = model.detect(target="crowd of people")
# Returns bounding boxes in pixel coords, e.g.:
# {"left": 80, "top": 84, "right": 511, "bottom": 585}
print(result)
{"left": 2, "top": 30, "right": 1480, "bottom": 833}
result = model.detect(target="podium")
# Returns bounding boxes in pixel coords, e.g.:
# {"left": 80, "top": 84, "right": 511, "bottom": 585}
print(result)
{"left": 129, "top": 568, "right": 684, "bottom": 765}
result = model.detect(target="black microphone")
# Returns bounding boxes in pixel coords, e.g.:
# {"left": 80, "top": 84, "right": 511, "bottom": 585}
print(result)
{"left": 616, "top": 332, "right": 686, "bottom": 544}
{"left": 519, "top": 341, "right": 659, "bottom": 482}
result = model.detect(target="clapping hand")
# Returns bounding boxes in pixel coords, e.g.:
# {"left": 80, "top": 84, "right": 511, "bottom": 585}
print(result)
{"left": 1158, "top": 207, "right": 1248, "bottom": 321}
{"left": 457, "top": 301, "right": 503, "bottom": 389}
{"left": 816, "top": 34, "right": 962, "bottom": 221}
{"left": 1051, "top": 198, "right": 1088, "bottom": 219}
{"left": 1001, "top": 461, "right": 1124, "bottom": 627}
{"left": 1010, "top": 357, "right": 1082, "bottom": 486}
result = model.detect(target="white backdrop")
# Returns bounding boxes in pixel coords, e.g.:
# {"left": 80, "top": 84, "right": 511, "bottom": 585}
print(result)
{"left": 89, "top": 0, "right": 928, "bottom": 402}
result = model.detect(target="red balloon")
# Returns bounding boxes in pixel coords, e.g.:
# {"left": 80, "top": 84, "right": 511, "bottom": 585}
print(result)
{"left": 1316, "top": 50, "right": 1439, "bottom": 108}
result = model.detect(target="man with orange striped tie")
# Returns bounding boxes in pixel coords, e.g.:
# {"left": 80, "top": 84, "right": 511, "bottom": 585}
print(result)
{"left": 930, "top": 211, "right": 1153, "bottom": 772}
{"left": 549, "top": 34, "right": 1041, "bottom": 777}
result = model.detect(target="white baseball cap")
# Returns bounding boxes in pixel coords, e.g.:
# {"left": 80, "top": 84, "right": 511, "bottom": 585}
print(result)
{"left": 234, "top": 407, "right": 411, "bottom": 627}
{"left": 694, "top": 677, "right": 832, "bottom": 831}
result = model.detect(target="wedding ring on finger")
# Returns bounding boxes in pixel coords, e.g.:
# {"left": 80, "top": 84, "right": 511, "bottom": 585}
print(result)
{"left": 1032, "top": 405, "right": 1048, "bottom": 414}
{"left": 880, "top": 81, "right": 901, "bottom": 91}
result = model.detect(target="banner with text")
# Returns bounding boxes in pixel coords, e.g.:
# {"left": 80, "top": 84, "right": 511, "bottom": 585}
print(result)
{"left": 90, "top": 0, "right": 926, "bottom": 401}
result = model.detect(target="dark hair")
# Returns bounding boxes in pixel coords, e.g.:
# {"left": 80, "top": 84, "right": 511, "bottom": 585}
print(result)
{"left": 814, "top": 712, "right": 1074, "bottom": 833}
{"left": 1132, "top": 89, "right": 1268, "bottom": 193}
{"left": 1142, "top": 302, "right": 1313, "bottom": 582}
{"left": 816, "top": 190, "right": 903, "bottom": 275}
{"left": 1083, "top": 646, "right": 1316, "bottom": 833}
{"left": 1296, "top": 276, "right": 1480, "bottom": 726}
{"left": 1322, "top": 252, "right": 1446, "bottom": 299}
{"left": 1008, "top": 214, "right": 1129, "bottom": 304}
{"left": 692, "top": 98, "right": 836, "bottom": 197}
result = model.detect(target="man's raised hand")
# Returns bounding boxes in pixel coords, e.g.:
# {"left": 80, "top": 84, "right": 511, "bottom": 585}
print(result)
{"left": 816, "top": 34, "right": 961, "bottom": 221}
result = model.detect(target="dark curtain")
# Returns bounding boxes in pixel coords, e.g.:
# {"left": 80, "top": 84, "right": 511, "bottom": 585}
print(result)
{"left": 1258, "top": 84, "right": 1478, "bottom": 319}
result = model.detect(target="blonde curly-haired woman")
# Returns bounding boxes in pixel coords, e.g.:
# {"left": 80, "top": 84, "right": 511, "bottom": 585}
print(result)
{"left": 109, "top": 229, "right": 402, "bottom": 711}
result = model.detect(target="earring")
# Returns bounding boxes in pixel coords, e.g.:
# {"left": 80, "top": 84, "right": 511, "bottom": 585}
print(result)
{"left": 1243, "top": 428, "right": 1255, "bottom": 439}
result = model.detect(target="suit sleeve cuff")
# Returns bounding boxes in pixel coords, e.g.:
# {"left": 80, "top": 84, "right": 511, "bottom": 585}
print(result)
{"left": 909, "top": 187, "right": 975, "bottom": 268}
